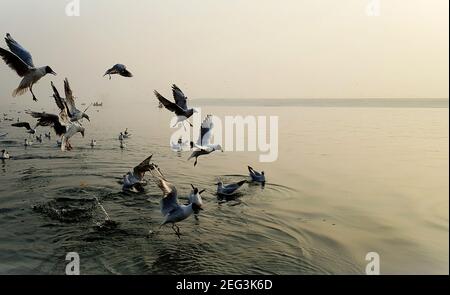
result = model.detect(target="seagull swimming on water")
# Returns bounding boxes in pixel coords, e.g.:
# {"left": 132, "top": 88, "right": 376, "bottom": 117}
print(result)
{"left": 122, "top": 155, "right": 153, "bottom": 192}
{"left": 24, "top": 138, "right": 32, "bottom": 147}
{"left": 154, "top": 84, "right": 197, "bottom": 128}
{"left": 216, "top": 179, "right": 247, "bottom": 196}
{"left": 248, "top": 166, "right": 265, "bottom": 183}
{"left": 148, "top": 164, "right": 204, "bottom": 238}
{"left": 0, "top": 33, "right": 56, "bottom": 101}
{"left": 1, "top": 149, "right": 10, "bottom": 159}
{"left": 51, "top": 79, "right": 90, "bottom": 123}
{"left": 11, "top": 122, "right": 36, "bottom": 135}
{"left": 189, "top": 115, "right": 223, "bottom": 167}
{"left": 103, "top": 64, "right": 133, "bottom": 79}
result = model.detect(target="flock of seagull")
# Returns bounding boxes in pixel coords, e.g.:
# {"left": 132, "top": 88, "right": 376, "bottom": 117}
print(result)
{"left": 0, "top": 33, "right": 266, "bottom": 237}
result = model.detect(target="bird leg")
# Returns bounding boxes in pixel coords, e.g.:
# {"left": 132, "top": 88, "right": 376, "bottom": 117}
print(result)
{"left": 29, "top": 85, "right": 37, "bottom": 102}
{"left": 171, "top": 223, "right": 181, "bottom": 238}
{"left": 109, "top": 74, "right": 111, "bottom": 80}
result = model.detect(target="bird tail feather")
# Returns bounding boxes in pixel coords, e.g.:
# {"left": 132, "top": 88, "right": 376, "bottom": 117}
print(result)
{"left": 12, "top": 86, "right": 28, "bottom": 97}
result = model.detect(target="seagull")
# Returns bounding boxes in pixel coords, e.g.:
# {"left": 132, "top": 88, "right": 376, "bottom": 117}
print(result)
{"left": 51, "top": 79, "right": 90, "bottom": 123}
{"left": 122, "top": 155, "right": 154, "bottom": 192}
{"left": 1, "top": 149, "right": 10, "bottom": 159}
{"left": 188, "top": 115, "right": 223, "bottom": 166}
{"left": 216, "top": 179, "right": 247, "bottom": 196}
{"left": 24, "top": 138, "right": 32, "bottom": 147}
{"left": 103, "top": 64, "right": 133, "bottom": 79}
{"left": 26, "top": 111, "right": 85, "bottom": 151}
{"left": 11, "top": 122, "right": 36, "bottom": 134}
{"left": 123, "top": 128, "right": 131, "bottom": 138}
{"left": 148, "top": 164, "right": 204, "bottom": 238}
{"left": 171, "top": 137, "right": 188, "bottom": 152}
{"left": 154, "top": 84, "right": 197, "bottom": 128}
{"left": 248, "top": 166, "right": 265, "bottom": 183}
{"left": 90, "top": 139, "right": 96, "bottom": 147}
{"left": 0, "top": 33, "right": 56, "bottom": 101}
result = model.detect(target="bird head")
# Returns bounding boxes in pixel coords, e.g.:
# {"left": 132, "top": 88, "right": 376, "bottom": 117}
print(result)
{"left": 45, "top": 66, "right": 57, "bottom": 75}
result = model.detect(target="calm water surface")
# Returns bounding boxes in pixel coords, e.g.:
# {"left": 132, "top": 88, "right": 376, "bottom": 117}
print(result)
{"left": 0, "top": 101, "right": 448, "bottom": 274}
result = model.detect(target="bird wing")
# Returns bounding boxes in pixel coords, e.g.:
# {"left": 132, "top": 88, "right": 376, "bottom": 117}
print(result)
{"left": 248, "top": 166, "right": 261, "bottom": 176}
{"left": 172, "top": 84, "right": 188, "bottom": 110}
{"left": 51, "top": 81, "right": 70, "bottom": 122}
{"left": 197, "top": 115, "right": 213, "bottom": 146}
{"left": 133, "top": 155, "right": 153, "bottom": 175}
{"left": 64, "top": 123, "right": 83, "bottom": 140}
{"left": 120, "top": 67, "right": 133, "bottom": 77}
{"left": 11, "top": 122, "right": 32, "bottom": 130}
{"left": 222, "top": 180, "right": 246, "bottom": 194}
{"left": 103, "top": 64, "right": 122, "bottom": 76}
{"left": 154, "top": 90, "right": 184, "bottom": 114}
{"left": 4, "top": 33, "right": 34, "bottom": 67}
{"left": 0, "top": 47, "right": 31, "bottom": 77}
{"left": 27, "top": 111, "right": 65, "bottom": 136}
{"left": 149, "top": 166, "right": 179, "bottom": 216}
{"left": 63, "top": 78, "right": 77, "bottom": 113}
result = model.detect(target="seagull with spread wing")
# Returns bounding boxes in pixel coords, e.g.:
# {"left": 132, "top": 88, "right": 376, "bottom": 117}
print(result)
{"left": 0, "top": 33, "right": 56, "bottom": 101}
{"left": 51, "top": 79, "right": 90, "bottom": 123}
{"left": 154, "top": 84, "right": 197, "bottom": 128}
{"left": 26, "top": 111, "right": 85, "bottom": 151}
{"left": 148, "top": 164, "right": 204, "bottom": 238}
{"left": 188, "top": 115, "right": 223, "bottom": 167}
{"left": 11, "top": 121, "right": 37, "bottom": 135}
{"left": 122, "top": 155, "right": 153, "bottom": 192}
{"left": 103, "top": 64, "right": 133, "bottom": 79}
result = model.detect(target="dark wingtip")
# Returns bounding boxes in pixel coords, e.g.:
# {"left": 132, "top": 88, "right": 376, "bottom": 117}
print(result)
{"left": 237, "top": 180, "right": 247, "bottom": 186}
{"left": 190, "top": 141, "right": 194, "bottom": 149}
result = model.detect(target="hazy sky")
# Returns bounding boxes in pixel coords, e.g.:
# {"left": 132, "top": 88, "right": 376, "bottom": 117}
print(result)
{"left": 0, "top": 0, "right": 448, "bottom": 108}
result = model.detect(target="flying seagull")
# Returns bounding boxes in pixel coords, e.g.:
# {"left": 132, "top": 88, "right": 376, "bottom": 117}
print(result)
{"left": 26, "top": 111, "right": 85, "bottom": 151}
{"left": 149, "top": 164, "right": 204, "bottom": 238}
{"left": 122, "top": 155, "right": 153, "bottom": 192}
{"left": 188, "top": 115, "right": 223, "bottom": 166}
{"left": 0, "top": 33, "right": 56, "bottom": 101}
{"left": 11, "top": 122, "right": 36, "bottom": 134}
{"left": 51, "top": 79, "right": 90, "bottom": 123}
{"left": 154, "top": 84, "right": 197, "bottom": 128}
{"left": 216, "top": 179, "right": 247, "bottom": 196}
{"left": 103, "top": 64, "right": 133, "bottom": 79}
{"left": 248, "top": 166, "right": 265, "bottom": 183}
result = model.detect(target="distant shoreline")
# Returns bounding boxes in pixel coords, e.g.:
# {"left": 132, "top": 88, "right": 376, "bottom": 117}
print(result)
{"left": 191, "top": 98, "right": 449, "bottom": 108}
